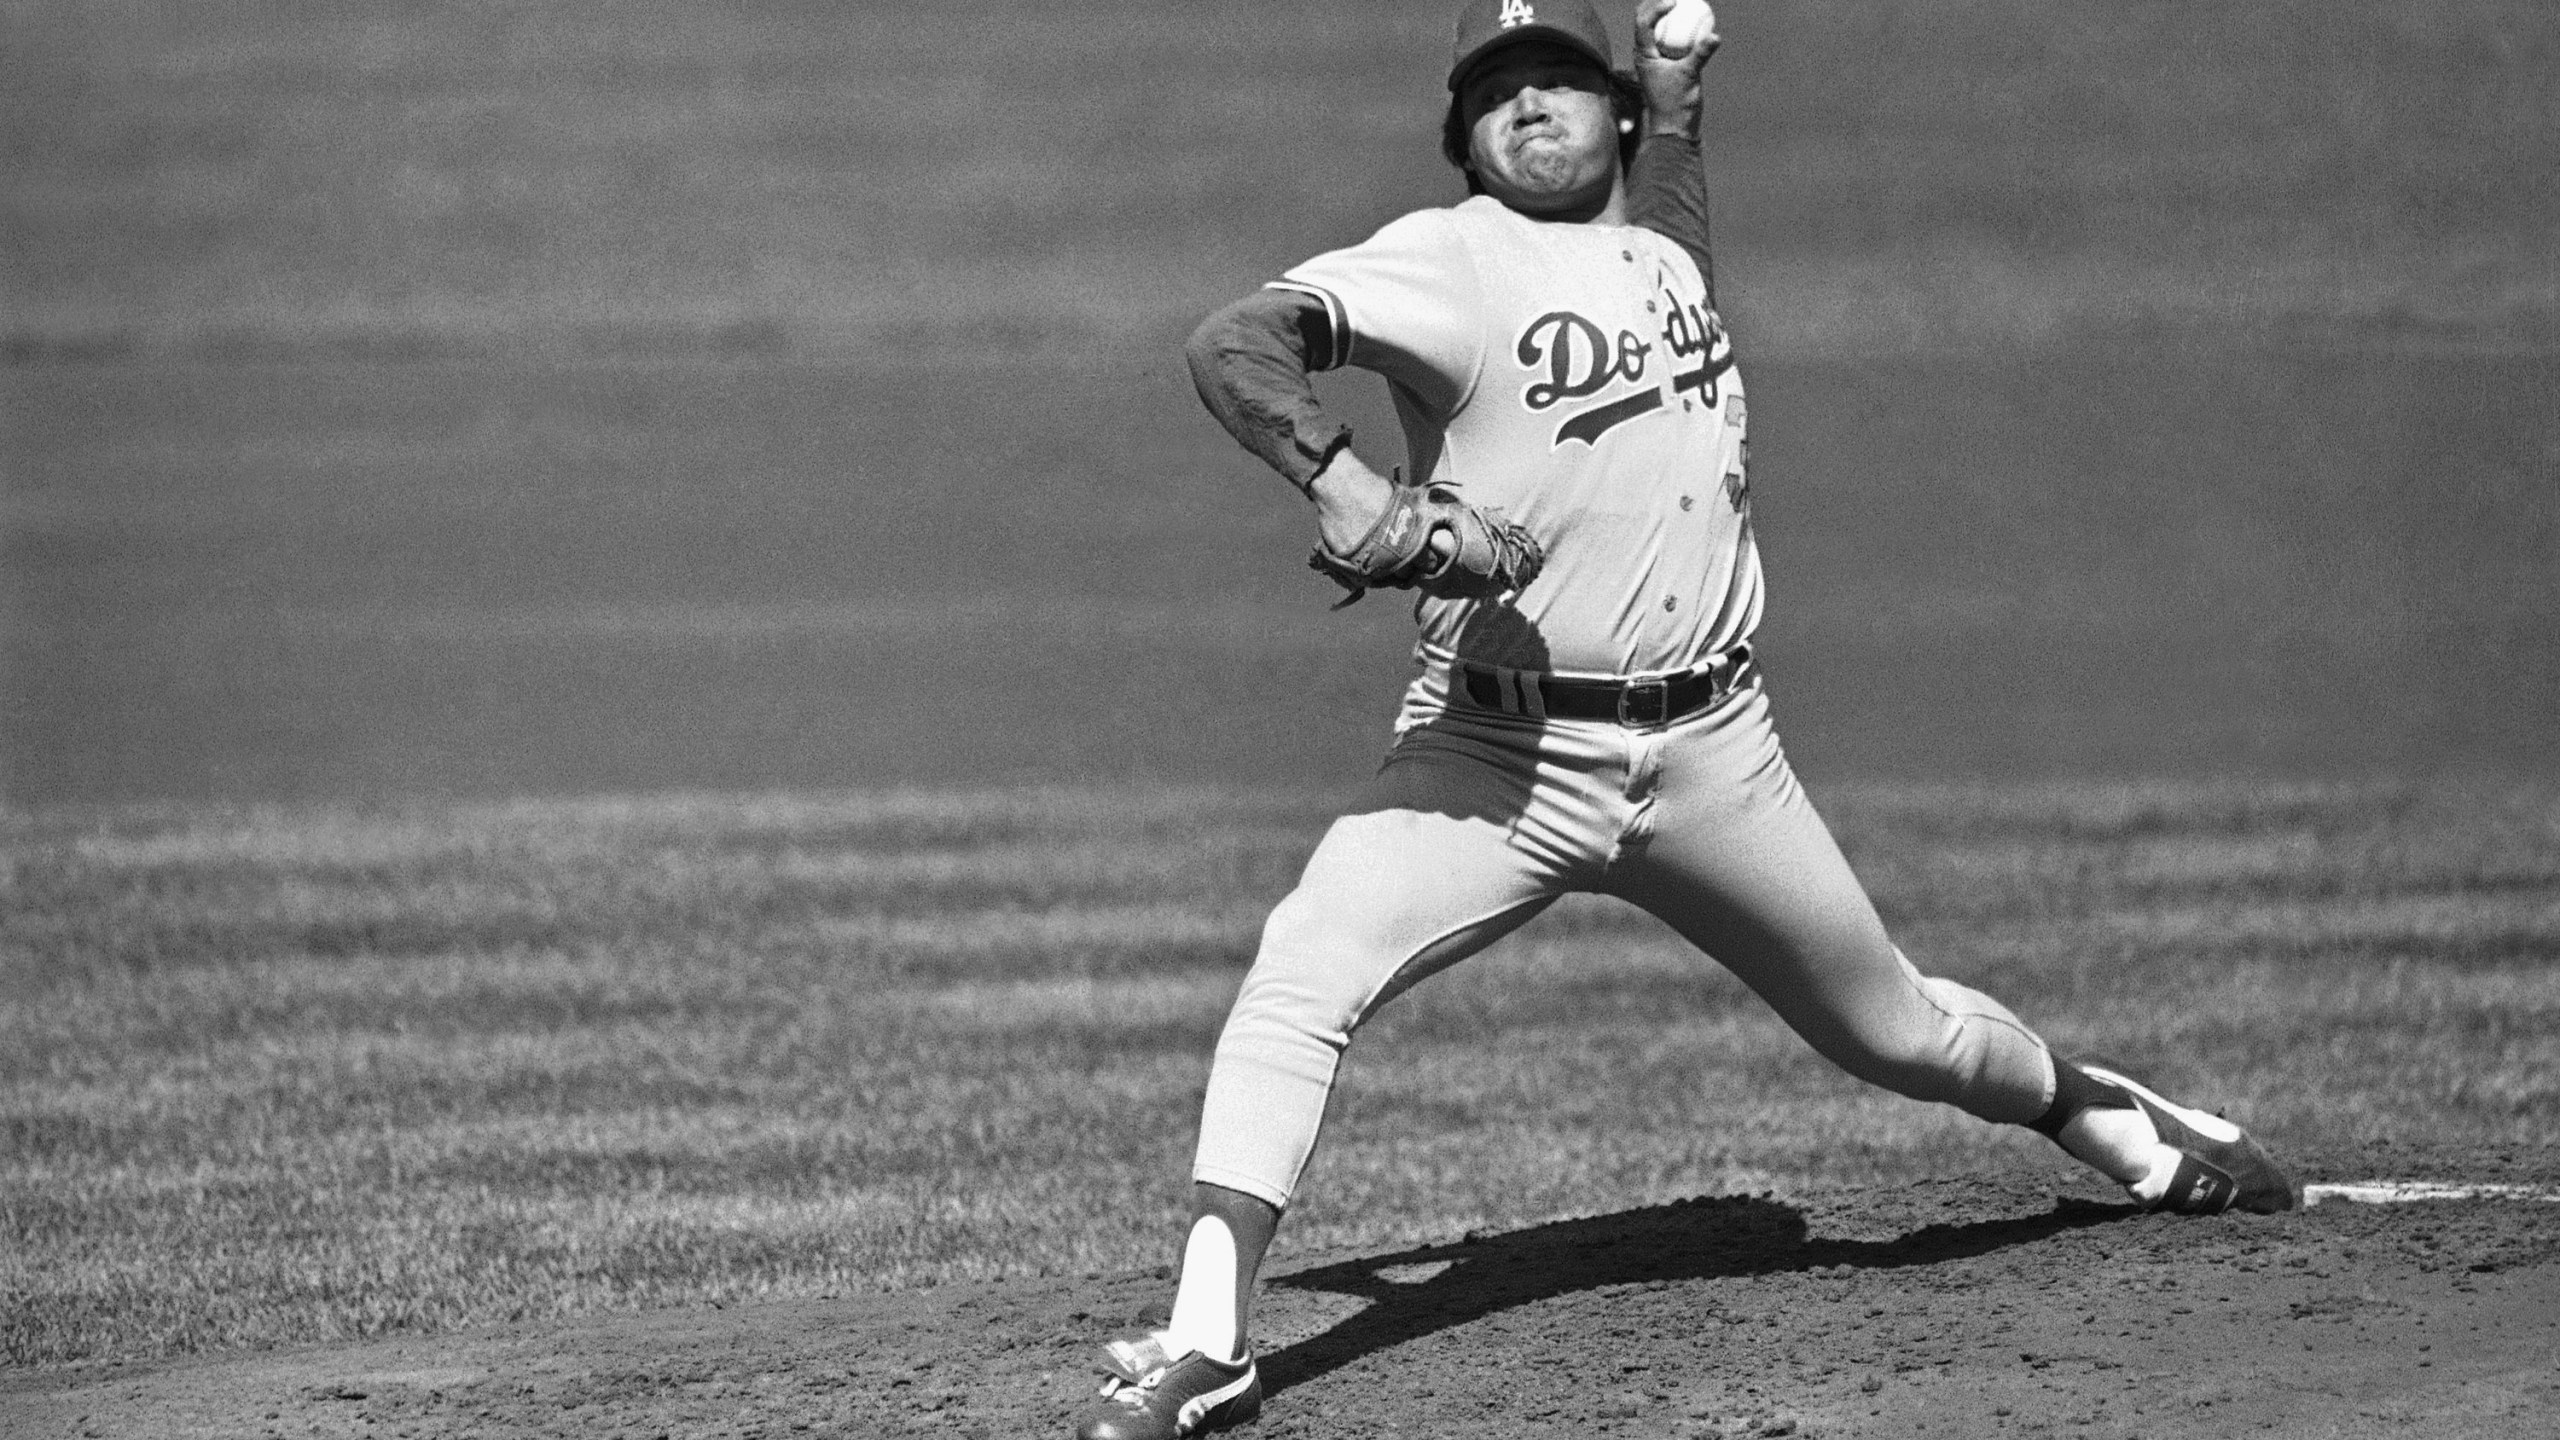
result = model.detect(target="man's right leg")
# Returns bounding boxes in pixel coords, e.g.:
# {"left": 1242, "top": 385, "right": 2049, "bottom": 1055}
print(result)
{"left": 1181, "top": 788, "right": 1567, "bottom": 1356}
{"left": 1077, "top": 728, "right": 1578, "bottom": 1440}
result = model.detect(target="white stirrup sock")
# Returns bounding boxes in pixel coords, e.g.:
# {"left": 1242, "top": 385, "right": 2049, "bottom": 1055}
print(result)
{"left": 1164, "top": 1216, "right": 1243, "bottom": 1362}
{"left": 2059, "top": 1105, "right": 2181, "bottom": 1202}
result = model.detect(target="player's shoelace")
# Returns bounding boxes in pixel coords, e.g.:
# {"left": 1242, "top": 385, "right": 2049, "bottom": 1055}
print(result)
{"left": 1103, "top": 1375, "right": 1155, "bottom": 1408}
{"left": 1096, "top": 1332, "right": 1182, "bottom": 1406}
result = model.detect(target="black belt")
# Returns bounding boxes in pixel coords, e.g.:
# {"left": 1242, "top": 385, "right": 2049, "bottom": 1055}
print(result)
{"left": 1457, "top": 644, "right": 1753, "bottom": 728}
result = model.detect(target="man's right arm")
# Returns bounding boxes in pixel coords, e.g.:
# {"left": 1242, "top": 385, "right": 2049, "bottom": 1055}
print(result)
{"left": 1184, "top": 288, "right": 1350, "bottom": 495}
{"left": 1184, "top": 288, "right": 1406, "bottom": 556}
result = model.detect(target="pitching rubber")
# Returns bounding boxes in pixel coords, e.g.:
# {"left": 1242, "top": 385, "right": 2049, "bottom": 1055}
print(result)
{"left": 2301, "top": 1180, "right": 2560, "bottom": 1206}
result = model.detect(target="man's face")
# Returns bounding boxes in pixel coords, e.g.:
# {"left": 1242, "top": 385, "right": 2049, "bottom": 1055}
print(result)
{"left": 1459, "top": 41, "right": 1619, "bottom": 217}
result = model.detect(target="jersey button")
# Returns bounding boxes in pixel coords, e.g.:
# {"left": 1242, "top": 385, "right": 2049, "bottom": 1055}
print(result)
{"left": 1663, "top": 596, "right": 1679, "bottom": 612}
{"left": 1680, "top": 495, "right": 1696, "bottom": 511}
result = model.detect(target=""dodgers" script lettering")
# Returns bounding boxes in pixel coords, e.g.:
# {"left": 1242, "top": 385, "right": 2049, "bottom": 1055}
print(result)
{"left": 1516, "top": 310, "right": 1652, "bottom": 411}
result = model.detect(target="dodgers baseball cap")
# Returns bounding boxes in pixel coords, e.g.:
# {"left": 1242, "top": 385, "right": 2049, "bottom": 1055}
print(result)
{"left": 1448, "top": 0, "right": 1615, "bottom": 91}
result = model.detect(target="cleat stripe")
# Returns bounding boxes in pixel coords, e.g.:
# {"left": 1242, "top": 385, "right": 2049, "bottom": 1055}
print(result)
{"left": 1176, "top": 1368, "right": 1259, "bottom": 1431}
{"left": 2081, "top": 1066, "right": 2244, "bottom": 1144}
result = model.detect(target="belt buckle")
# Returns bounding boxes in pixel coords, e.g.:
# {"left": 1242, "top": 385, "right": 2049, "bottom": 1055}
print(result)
{"left": 1617, "top": 678, "right": 1669, "bottom": 727}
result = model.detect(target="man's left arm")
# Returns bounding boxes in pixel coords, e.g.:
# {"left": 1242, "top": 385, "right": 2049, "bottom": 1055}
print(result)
{"left": 1626, "top": 0, "right": 1717, "bottom": 305}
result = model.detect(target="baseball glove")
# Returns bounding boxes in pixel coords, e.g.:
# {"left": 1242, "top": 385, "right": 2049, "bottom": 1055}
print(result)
{"left": 1308, "top": 478, "right": 1544, "bottom": 608}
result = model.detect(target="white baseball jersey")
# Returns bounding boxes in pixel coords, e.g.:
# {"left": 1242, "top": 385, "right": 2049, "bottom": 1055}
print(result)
{"left": 1272, "top": 194, "right": 1760, "bottom": 679}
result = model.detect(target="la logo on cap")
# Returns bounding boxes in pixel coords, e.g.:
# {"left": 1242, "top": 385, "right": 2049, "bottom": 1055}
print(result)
{"left": 1449, "top": 0, "right": 1610, "bottom": 90}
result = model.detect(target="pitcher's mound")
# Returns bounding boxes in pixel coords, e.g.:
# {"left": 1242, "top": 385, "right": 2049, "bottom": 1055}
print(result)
{"left": 9, "top": 1176, "right": 2555, "bottom": 1439}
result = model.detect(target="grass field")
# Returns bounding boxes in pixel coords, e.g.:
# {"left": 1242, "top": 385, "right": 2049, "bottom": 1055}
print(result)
{"left": 7, "top": 777, "right": 2556, "bottom": 1370}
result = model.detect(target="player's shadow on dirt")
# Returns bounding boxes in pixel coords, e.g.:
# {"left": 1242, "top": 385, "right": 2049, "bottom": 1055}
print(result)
{"left": 1258, "top": 1192, "right": 2135, "bottom": 1397}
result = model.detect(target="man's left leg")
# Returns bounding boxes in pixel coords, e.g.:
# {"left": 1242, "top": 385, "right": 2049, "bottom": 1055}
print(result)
{"left": 1597, "top": 690, "right": 2295, "bottom": 1212}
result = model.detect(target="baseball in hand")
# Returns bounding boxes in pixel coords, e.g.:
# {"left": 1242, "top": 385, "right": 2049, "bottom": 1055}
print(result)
{"left": 1653, "top": 0, "right": 1718, "bottom": 58}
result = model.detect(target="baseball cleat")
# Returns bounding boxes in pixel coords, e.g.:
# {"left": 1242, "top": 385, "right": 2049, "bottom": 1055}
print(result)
{"left": 1073, "top": 1329, "right": 1261, "bottom": 1440}
{"left": 2080, "top": 1064, "right": 2300, "bottom": 1215}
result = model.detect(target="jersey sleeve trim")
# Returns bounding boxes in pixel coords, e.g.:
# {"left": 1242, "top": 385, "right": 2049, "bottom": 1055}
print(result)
{"left": 1275, "top": 207, "right": 1481, "bottom": 419}
{"left": 1263, "top": 281, "right": 1349, "bottom": 371}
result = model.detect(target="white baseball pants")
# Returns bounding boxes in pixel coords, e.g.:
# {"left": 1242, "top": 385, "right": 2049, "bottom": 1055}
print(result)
{"left": 1191, "top": 672, "right": 2059, "bottom": 1209}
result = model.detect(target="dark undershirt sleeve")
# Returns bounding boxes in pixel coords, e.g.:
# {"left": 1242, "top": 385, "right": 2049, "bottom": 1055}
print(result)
{"left": 1184, "top": 288, "right": 1352, "bottom": 492}
{"left": 1625, "top": 132, "right": 1715, "bottom": 308}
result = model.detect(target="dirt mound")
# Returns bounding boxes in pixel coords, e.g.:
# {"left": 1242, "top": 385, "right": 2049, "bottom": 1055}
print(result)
{"left": 9, "top": 1177, "right": 2556, "bottom": 1440}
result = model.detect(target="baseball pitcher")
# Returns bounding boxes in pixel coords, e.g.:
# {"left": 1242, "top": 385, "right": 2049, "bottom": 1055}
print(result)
{"left": 1073, "top": 5, "right": 2297, "bottom": 1436}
